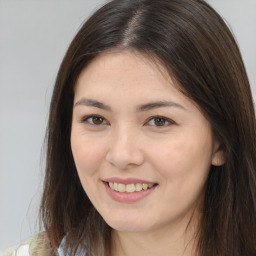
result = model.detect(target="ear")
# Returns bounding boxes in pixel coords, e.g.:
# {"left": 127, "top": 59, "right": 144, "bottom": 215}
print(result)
{"left": 211, "top": 141, "right": 226, "bottom": 166}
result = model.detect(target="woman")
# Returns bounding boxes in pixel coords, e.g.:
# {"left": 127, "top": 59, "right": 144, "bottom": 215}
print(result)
{"left": 4, "top": 0, "right": 256, "bottom": 255}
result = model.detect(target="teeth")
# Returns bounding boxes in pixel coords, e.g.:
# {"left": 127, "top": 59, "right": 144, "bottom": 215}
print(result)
{"left": 135, "top": 183, "right": 142, "bottom": 191}
{"left": 142, "top": 183, "right": 148, "bottom": 190}
{"left": 118, "top": 183, "right": 126, "bottom": 192}
{"left": 126, "top": 184, "right": 135, "bottom": 193}
{"left": 108, "top": 182, "right": 154, "bottom": 193}
{"left": 109, "top": 182, "right": 114, "bottom": 190}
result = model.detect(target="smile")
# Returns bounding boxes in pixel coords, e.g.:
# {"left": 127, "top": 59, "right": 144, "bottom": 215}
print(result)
{"left": 108, "top": 182, "right": 154, "bottom": 193}
{"left": 104, "top": 178, "right": 158, "bottom": 203}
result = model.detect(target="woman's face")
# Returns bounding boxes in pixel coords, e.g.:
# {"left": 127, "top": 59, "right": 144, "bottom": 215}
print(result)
{"left": 71, "top": 51, "right": 224, "bottom": 234}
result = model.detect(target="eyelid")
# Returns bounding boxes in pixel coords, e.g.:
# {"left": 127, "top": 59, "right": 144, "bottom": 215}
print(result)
{"left": 145, "top": 115, "right": 175, "bottom": 127}
{"left": 81, "top": 114, "right": 109, "bottom": 125}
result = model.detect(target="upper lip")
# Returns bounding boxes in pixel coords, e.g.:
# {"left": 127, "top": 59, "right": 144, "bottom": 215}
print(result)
{"left": 103, "top": 177, "right": 157, "bottom": 185}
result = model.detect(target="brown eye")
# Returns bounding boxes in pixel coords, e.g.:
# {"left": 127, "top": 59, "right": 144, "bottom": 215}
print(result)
{"left": 82, "top": 115, "right": 107, "bottom": 126}
{"left": 147, "top": 116, "right": 173, "bottom": 127}
{"left": 92, "top": 116, "right": 104, "bottom": 125}
{"left": 154, "top": 117, "right": 167, "bottom": 126}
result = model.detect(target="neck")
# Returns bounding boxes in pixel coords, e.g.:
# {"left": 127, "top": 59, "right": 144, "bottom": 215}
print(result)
{"left": 111, "top": 213, "right": 200, "bottom": 256}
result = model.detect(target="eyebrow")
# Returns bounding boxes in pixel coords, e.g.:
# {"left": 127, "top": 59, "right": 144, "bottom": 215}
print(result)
{"left": 74, "top": 98, "right": 112, "bottom": 111}
{"left": 136, "top": 101, "right": 185, "bottom": 111}
{"left": 74, "top": 98, "right": 185, "bottom": 111}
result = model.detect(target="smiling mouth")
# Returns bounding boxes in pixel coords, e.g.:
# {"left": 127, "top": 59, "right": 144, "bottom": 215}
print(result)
{"left": 107, "top": 182, "right": 157, "bottom": 193}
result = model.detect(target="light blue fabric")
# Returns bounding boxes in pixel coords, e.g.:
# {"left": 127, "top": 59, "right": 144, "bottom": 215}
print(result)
{"left": 57, "top": 244, "right": 65, "bottom": 256}
{"left": 58, "top": 237, "right": 87, "bottom": 256}
{"left": 57, "top": 237, "right": 66, "bottom": 256}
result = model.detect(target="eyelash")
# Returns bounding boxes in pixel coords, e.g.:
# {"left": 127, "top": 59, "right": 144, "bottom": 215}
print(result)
{"left": 81, "top": 115, "right": 175, "bottom": 127}
{"left": 81, "top": 115, "right": 108, "bottom": 126}
{"left": 146, "top": 116, "right": 175, "bottom": 127}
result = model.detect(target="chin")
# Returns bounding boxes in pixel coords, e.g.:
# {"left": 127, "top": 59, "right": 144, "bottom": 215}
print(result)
{"left": 103, "top": 214, "right": 154, "bottom": 233}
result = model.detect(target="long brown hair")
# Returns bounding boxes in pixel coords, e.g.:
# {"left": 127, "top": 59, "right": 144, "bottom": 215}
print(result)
{"left": 40, "top": 0, "right": 256, "bottom": 255}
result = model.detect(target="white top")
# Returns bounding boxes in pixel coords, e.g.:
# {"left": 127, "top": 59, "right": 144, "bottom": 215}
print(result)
{"left": 1, "top": 235, "right": 81, "bottom": 256}
{"left": 10, "top": 245, "right": 30, "bottom": 256}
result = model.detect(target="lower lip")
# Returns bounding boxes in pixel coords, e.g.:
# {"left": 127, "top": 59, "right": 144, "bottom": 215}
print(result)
{"left": 104, "top": 182, "right": 157, "bottom": 203}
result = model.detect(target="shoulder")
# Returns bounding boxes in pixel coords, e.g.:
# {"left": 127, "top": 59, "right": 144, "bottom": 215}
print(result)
{"left": 1, "top": 232, "right": 55, "bottom": 256}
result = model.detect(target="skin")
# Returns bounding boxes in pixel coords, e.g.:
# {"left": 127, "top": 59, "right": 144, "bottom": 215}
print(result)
{"left": 71, "top": 51, "right": 225, "bottom": 256}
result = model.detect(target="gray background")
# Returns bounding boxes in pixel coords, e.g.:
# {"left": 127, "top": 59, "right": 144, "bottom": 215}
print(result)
{"left": 0, "top": 0, "right": 255, "bottom": 252}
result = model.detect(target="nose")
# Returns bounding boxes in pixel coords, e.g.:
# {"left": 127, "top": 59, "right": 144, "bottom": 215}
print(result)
{"left": 106, "top": 126, "right": 144, "bottom": 170}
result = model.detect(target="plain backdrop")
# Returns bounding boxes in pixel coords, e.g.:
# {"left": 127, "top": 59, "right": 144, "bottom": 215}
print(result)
{"left": 0, "top": 0, "right": 255, "bottom": 252}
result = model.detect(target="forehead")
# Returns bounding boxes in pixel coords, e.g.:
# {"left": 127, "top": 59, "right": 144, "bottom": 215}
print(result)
{"left": 73, "top": 51, "right": 201, "bottom": 113}
{"left": 75, "top": 50, "right": 179, "bottom": 96}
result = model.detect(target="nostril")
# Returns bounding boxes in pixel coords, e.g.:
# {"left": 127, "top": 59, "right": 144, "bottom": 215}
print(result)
{"left": 106, "top": 147, "right": 145, "bottom": 169}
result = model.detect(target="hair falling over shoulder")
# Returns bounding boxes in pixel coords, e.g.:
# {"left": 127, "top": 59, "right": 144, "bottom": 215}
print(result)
{"left": 40, "top": 0, "right": 256, "bottom": 255}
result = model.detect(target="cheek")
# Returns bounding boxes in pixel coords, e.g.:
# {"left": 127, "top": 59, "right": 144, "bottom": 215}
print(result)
{"left": 70, "top": 133, "right": 107, "bottom": 202}
{"left": 148, "top": 139, "right": 190, "bottom": 169}
{"left": 71, "top": 133, "right": 106, "bottom": 176}
{"left": 148, "top": 135, "right": 213, "bottom": 182}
